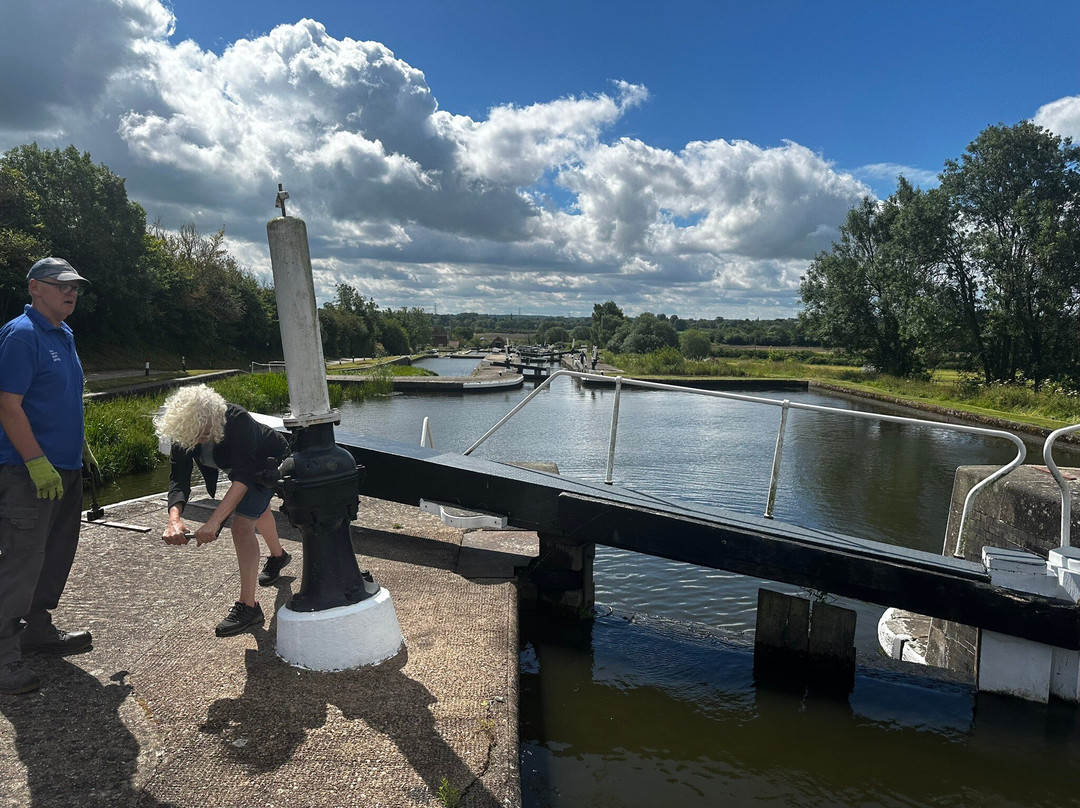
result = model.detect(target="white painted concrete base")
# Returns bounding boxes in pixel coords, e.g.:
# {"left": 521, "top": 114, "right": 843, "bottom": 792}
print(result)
{"left": 978, "top": 631, "right": 1053, "bottom": 702}
{"left": 1051, "top": 647, "right": 1080, "bottom": 701}
{"left": 877, "top": 607, "right": 928, "bottom": 664}
{"left": 975, "top": 546, "right": 1080, "bottom": 702}
{"left": 275, "top": 587, "right": 403, "bottom": 671}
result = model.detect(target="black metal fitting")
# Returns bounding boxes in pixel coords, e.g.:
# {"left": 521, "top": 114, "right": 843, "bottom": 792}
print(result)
{"left": 276, "top": 422, "right": 378, "bottom": 612}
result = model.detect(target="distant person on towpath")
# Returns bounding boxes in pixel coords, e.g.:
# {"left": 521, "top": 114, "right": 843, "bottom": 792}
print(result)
{"left": 154, "top": 384, "right": 291, "bottom": 637}
{"left": 0, "top": 257, "right": 99, "bottom": 696}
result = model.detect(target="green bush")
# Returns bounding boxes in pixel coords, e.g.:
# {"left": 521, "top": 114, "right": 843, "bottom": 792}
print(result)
{"left": 211, "top": 372, "right": 290, "bottom": 414}
{"left": 328, "top": 383, "right": 344, "bottom": 409}
{"left": 342, "top": 364, "right": 394, "bottom": 401}
{"left": 680, "top": 329, "right": 712, "bottom": 360}
{"left": 84, "top": 394, "right": 164, "bottom": 480}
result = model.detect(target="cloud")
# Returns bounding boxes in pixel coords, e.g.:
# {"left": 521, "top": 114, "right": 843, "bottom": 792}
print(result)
{"left": 557, "top": 137, "right": 867, "bottom": 261}
{"left": 854, "top": 163, "right": 940, "bottom": 190}
{"left": 0, "top": 0, "right": 174, "bottom": 135}
{"left": 1034, "top": 95, "right": 1080, "bottom": 141}
{"left": 0, "top": 1, "right": 871, "bottom": 318}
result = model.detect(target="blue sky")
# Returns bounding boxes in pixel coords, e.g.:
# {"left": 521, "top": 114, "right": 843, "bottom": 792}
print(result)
{"left": 167, "top": 1, "right": 1078, "bottom": 196}
{"left": 1, "top": 1, "right": 1077, "bottom": 318}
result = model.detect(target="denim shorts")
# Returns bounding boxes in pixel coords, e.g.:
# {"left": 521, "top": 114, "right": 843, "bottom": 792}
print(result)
{"left": 233, "top": 484, "right": 275, "bottom": 520}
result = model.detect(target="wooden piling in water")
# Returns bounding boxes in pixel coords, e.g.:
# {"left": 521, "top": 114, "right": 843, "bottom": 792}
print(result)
{"left": 754, "top": 589, "right": 856, "bottom": 693}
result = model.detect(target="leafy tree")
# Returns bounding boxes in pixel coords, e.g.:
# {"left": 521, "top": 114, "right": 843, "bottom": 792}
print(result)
{"left": 2, "top": 144, "right": 149, "bottom": 342}
{"left": 680, "top": 329, "right": 712, "bottom": 359}
{"left": 544, "top": 326, "right": 569, "bottom": 345}
{"left": 799, "top": 184, "right": 932, "bottom": 376}
{"left": 801, "top": 122, "right": 1080, "bottom": 385}
{"left": 319, "top": 283, "right": 379, "bottom": 358}
{"left": 0, "top": 164, "right": 50, "bottom": 323}
{"left": 591, "top": 301, "right": 625, "bottom": 348}
{"left": 939, "top": 121, "right": 1080, "bottom": 387}
{"left": 379, "top": 317, "right": 411, "bottom": 355}
{"left": 535, "top": 320, "right": 560, "bottom": 343}
{"left": 610, "top": 312, "right": 680, "bottom": 354}
{"left": 145, "top": 223, "right": 274, "bottom": 360}
{"left": 393, "top": 306, "right": 433, "bottom": 351}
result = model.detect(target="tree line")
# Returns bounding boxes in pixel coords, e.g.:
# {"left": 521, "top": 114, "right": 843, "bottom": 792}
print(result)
{"left": 0, "top": 144, "right": 434, "bottom": 364}
{"left": 1, "top": 143, "right": 281, "bottom": 363}
{"left": 799, "top": 121, "right": 1080, "bottom": 388}
{"left": 2, "top": 140, "right": 819, "bottom": 368}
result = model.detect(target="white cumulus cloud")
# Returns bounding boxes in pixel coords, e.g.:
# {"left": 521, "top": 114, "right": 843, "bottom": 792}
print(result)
{"left": 1034, "top": 95, "right": 1080, "bottom": 141}
{"left": 0, "top": 0, "right": 875, "bottom": 318}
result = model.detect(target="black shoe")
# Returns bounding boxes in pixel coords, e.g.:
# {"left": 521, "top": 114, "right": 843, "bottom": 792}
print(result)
{"left": 258, "top": 550, "right": 292, "bottom": 586}
{"left": 215, "top": 602, "right": 265, "bottom": 637}
{"left": 21, "top": 627, "right": 92, "bottom": 656}
{"left": 0, "top": 661, "right": 40, "bottom": 695}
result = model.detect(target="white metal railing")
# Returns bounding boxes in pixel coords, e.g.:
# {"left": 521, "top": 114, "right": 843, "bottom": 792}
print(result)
{"left": 250, "top": 361, "right": 287, "bottom": 374}
{"left": 459, "top": 369, "right": 1028, "bottom": 557}
{"left": 420, "top": 416, "right": 435, "bottom": 449}
{"left": 1042, "top": 425, "right": 1080, "bottom": 548}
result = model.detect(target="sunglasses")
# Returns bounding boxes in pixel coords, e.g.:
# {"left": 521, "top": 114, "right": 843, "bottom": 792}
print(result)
{"left": 37, "top": 280, "right": 85, "bottom": 296}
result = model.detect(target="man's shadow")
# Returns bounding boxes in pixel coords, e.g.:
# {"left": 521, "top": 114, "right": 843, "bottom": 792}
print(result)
{"left": 0, "top": 658, "right": 176, "bottom": 808}
{"left": 200, "top": 585, "right": 502, "bottom": 807}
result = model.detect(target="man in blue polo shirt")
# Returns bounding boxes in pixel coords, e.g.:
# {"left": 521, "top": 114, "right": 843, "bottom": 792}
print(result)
{"left": 0, "top": 257, "right": 100, "bottom": 695}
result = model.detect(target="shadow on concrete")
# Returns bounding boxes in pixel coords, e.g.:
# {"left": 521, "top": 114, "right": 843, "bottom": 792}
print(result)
{"left": 199, "top": 586, "right": 501, "bottom": 807}
{"left": 350, "top": 526, "right": 460, "bottom": 574}
{"left": 0, "top": 658, "right": 176, "bottom": 808}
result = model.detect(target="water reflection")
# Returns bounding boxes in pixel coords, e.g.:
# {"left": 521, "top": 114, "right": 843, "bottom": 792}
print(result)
{"left": 522, "top": 613, "right": 1080, "bottom": 808}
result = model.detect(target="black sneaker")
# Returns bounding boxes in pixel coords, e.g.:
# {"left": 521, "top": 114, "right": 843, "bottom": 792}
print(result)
{"left": 21, "top": 627, "right": 92, "bottom": 656}
{"left": 215, "top": 602, "right": 265, "bottom": 637}
{"left": 0, "top": 661, "right": 40, "bottom": 695}
{"left": 258, "top": 550, "right": 292, "bottom": 586}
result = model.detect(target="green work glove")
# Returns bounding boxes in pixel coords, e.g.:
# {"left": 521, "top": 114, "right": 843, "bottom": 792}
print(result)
{"left": 26, "top": 456, "right": 64, "bottom": 500}
{"left": 82, "top": 440, "right": 103, "bottom": 486}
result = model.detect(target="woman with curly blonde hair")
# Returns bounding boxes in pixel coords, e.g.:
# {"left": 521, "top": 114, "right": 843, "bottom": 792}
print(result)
{"left": 154, "top": 384, "right": 292, "bottom": 636}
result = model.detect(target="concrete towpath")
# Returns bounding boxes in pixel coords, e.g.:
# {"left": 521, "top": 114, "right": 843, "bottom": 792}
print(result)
{"left": 0, "top": 487, "right": 529, "bottom": 808}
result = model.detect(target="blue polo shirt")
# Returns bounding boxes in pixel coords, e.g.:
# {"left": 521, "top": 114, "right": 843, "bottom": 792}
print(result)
{"left": 0, "top": 304, "right": 85, "bottom": 469}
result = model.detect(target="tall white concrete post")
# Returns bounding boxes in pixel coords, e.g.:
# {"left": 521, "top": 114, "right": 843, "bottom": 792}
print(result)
{"left": 267, "top": 189, "right": 403, "bottom": 670}
{"left": 266, "top": 214, "right": 334, "bottom": 428}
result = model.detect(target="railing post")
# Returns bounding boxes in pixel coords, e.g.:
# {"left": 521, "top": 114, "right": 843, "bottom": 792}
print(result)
{"left": 463, "top": 371, "right": 562, "bottom": 456}
{"left": 1042, "top": 424, "right": 1080, "bottom": 548}
{"left": 605, "top": 376, "right": 623, "bottom": 485}
{"left": 952, "top": 436, "right": 1027, "bottom": 557}
{"left": 764, "top": 400, "right": 790, "bottom": 518}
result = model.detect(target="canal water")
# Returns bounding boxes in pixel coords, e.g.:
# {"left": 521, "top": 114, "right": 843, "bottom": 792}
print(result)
{"left": 98, "top": 358, "right": 1080, "bottom": 806}
{"left": 373, "top": 358, "right": 1080, "bottom": 808}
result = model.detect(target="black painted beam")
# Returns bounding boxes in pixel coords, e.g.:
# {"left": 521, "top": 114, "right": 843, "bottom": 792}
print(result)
{"left": 557, "top": 492, "right": 1080, "bottom": 650}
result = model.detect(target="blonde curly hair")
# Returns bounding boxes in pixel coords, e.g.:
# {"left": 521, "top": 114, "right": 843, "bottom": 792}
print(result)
{"left": 154, "top": 384, "right": 227, "bottom": 450}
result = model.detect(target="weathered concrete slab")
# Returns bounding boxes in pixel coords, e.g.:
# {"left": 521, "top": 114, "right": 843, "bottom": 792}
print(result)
{"left": 459, "top": 530, "right": 539, "bottom": 580}
{"left": 0, "top": 487, "right": 520, "bottom": 808}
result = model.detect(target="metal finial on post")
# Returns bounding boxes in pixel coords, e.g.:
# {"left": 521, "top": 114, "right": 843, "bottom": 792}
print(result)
{"left": 275, "top": 183, "right": 290, "bottom": 217}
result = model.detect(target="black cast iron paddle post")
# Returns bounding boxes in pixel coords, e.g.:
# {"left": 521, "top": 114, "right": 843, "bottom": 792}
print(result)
{"left": 277, "top": 422, "right": 377, "bottom": 611}
{"left": 267, "top": 186, "right": 380, "bottom": 613}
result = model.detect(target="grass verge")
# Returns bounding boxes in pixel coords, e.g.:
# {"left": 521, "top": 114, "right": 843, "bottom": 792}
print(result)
{"left": 608, "top": 349, "right": 1080, "bottom": 431}
{"left": 84, "top": 369, "right": 396, "bottom": 480}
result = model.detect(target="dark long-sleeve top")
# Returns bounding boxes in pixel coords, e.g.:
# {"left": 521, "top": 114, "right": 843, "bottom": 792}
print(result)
{"left": 167, "top": 403, "right": 289, "bottom": 513}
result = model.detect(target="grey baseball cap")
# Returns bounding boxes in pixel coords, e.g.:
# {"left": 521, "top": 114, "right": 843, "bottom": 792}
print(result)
{"left": 27, "top": 257, "right": 91, "bottom": 287}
